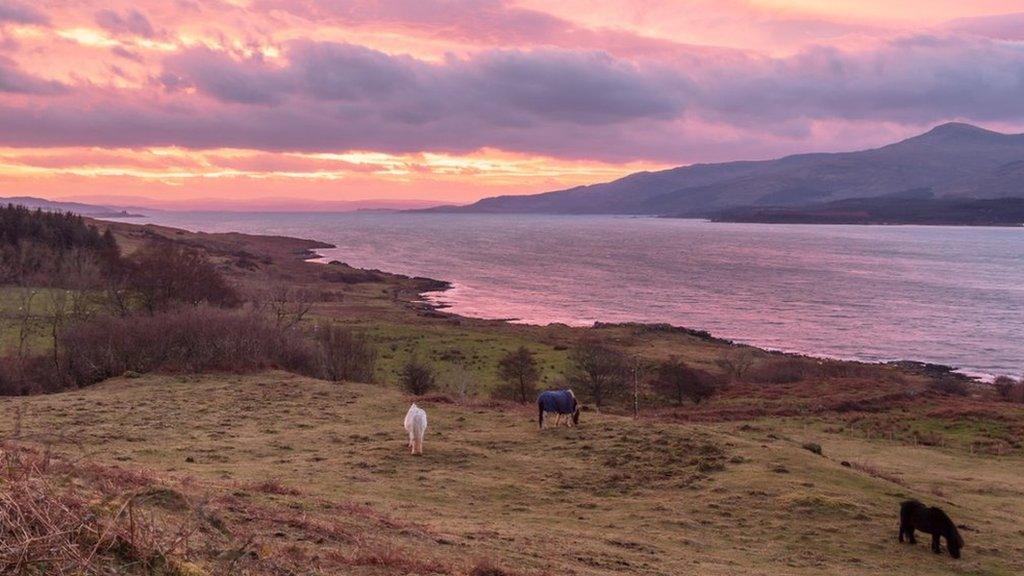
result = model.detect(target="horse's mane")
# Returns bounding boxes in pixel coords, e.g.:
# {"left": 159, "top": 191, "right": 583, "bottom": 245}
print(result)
{"left": 933, "top": 507, "right": 964, "bottom": 547}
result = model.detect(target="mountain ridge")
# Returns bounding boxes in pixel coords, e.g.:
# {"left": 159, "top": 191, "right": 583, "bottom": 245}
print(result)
{"left": 0, "top": 196, "right": 145, "bottom": 217}
{"left": 429, "top": 123, "right": 1024, "bottom": 217}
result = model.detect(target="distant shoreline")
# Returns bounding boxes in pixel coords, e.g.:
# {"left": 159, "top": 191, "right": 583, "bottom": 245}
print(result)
{"left": 309, "top": 245, "right": 995, "bottom": 382}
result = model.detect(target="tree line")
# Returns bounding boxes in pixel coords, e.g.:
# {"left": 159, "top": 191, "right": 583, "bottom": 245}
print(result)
{"left": 396, "top": 339, "right": 723, "bottom": 411}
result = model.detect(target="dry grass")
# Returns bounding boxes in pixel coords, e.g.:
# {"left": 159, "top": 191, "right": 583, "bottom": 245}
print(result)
{"left": 0, "top": 445, "right": 200, "bottom": 575}
{"left": 4, "top": 371, "right": 1024, "bottom": 575}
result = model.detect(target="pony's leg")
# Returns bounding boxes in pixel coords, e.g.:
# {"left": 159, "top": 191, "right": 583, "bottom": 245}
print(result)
{"left": 415, "top": 437, "right": 423, "bottom": 455}
{"left": 898, "top": 525, "right": 905, "bottom": 543}
{"left": 907, "top": 528, "right": 916, "bottom": 544}
{"left": 931, "top": 533, "right": 941, "bottom": 554}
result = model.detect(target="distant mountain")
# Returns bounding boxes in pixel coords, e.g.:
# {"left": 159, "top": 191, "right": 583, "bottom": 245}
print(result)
{"left": 59, "top": 195, "right": 442, "bottom": 212}
{"left": 712, "top": 193, "right": 1024, "bottom": 226}
{"left": 0, "top": 196, "right": 144, "bottom": 217}
{"left": 433, "top": 123, "right": 1024, "bottom": 218}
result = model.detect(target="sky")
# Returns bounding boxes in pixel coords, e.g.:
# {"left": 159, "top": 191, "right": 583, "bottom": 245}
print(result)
{"left": 1, "top": 0, "right": 1023, "bottom": 208}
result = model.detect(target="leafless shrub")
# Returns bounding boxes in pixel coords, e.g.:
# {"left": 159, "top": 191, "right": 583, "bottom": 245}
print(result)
{"left": 440, "top": 363, "right": 477, "bottom": 402}
{"left": 46, "top": 307, "right": 314, "bottom": 391}
{"left": 651, "top": 357, "right": 720, "bottom": 406}
{"left": 400, "top": 355, "right": 436, "bottom": 395}
{"left": 748, "top": 358, "right": 809, "bottom": 384}
{"left": 313, "top": 322, "right": 377, "bottom": 383}
{"left": 120, "top": 241, "right": 240, "bottom": 313}
{"left": 0, "top": 355, "right": 65, "bottom": 396}
{"left": 993, "top": 376, "right": 1024, "bottom": 403}
{"left": 929, "top": 376, "right": 969, "bottom": 397}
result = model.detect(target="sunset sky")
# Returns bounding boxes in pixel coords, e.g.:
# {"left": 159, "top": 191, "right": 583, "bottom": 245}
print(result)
{"left": 2, "top": 0, "right": 1023, "bottom": 208}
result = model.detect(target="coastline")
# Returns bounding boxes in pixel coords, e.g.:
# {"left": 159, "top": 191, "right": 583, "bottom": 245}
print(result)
{"left": 309, "top": 243, "right": 992, "bottom": 382}
{"left": 93, "top": 213, "right": 1013, "bottom": 382}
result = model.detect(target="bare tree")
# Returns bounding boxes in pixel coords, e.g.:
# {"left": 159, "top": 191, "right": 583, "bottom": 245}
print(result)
{"left": 566, "top": 340, "right": 628, "bottom": 408}
{"left": 497, "top": 346, "right": 541, "bottom": 403}
{"left": 630, "top": 354, "right": 649, "bottom": 418}
{"left": 253, "top": 284, "right": 316, "bottom": 330}
{"left": 716, "top": 348, "right": 756, "bottom": 382}
{"left": 14, "top": 286, "right": 39, "bottom": 358}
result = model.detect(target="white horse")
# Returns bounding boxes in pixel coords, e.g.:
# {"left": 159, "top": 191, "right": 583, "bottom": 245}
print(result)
{"left": 404, "top": 403, "right": 428, "bottom": 455}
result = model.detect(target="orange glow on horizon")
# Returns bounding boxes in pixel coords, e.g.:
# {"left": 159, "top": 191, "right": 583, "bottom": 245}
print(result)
{"left": 0, "top": 146, "right": 671, "bottom": 206}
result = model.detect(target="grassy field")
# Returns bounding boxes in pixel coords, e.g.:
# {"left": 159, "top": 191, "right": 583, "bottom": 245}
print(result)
{"left": 0, "top": 286, "right": 62, "bottom": 354}
{"left": 5, "top": 371, "right": 1023, "bottom": 575}
{"left": 4, "top": 217, "right": 1021, "bottom": 574}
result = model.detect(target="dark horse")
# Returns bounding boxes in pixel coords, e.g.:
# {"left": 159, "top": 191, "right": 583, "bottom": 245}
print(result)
{"left": 537, "top": 389, "right": 580, "bottom": 429}
{"left": 899, "top": 500, "right": 964, "bottom": 559}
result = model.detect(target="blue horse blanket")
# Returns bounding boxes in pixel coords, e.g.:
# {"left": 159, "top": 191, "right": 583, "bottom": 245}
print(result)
{"left": 537, "top": 390, "right": 577, "bottom": 414}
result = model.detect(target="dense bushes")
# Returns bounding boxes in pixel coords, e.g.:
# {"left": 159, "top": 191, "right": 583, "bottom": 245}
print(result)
{"left": 313, "top": 322, "right": 377, "bottom": 382}
{"left": 0, "top": 308, "right": 316, "bottom": 394}
{"left": 61, "top": 308, "right": 313, "bottom": 387}
{"left": 0, "top": 308, "right": 392, "bottom": 395}
{"left": 0, "top": 355, "right": 65, "bottom": 396}
{"left": 929, "top": 376, "right": 970, "bottom": 397}
{"left": 118, "top": 242, "right": 240, "bottom": 313}
{"left": 651, "top": 358, "right": 719, "bottom": 405}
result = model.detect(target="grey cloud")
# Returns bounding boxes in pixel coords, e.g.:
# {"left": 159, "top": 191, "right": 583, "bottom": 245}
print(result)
{"left": 0, "top": 1, "right": 49, "bottom": 25}
{"left": 162, "top": 48, "right": 286, "bottom": 105}
{"left": 164, "top": 42, "right": 689, "bottom": 125}
{"left": 2, "top": 34, "right": 1024, "bottom": 163}
{"left": 95, "top": 8, "right": 156, "bottom": 38}
{"left": 0, "top": 58, "right": 66, "bottom": 95}
{"left": 698, "top": 35, "right": 1024, "bottom": 125}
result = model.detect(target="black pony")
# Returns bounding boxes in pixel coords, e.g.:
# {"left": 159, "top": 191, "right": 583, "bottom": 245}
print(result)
{"left": 899, "top": 500, "right": 964, "bottom": 559}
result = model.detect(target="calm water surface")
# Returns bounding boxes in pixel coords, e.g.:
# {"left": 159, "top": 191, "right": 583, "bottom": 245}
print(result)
{"left": 115, "top": 212, "right": 1023, "bottom": 378}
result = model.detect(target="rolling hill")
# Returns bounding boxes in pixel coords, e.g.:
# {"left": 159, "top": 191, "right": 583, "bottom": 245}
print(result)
{"left": 0, "top": 195, "right": 144, "bottom": 217}
{"left": 434, "top": 123, "right": 1024, "bottom": 218}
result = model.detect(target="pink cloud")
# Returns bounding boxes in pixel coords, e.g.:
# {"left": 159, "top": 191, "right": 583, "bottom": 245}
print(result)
{"left": 2, "top": 1, "right": 1024, "bottom": 202}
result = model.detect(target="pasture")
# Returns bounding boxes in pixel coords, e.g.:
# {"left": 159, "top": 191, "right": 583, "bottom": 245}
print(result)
{"left": 4, "top": 371, "right": 1023, "bottom": 575}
